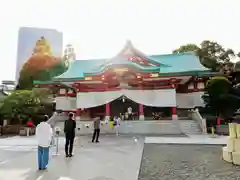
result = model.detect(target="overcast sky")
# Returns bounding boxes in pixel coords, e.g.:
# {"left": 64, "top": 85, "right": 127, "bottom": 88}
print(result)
{"left": 0, "top": 0, "right": 240, "bottom": 82}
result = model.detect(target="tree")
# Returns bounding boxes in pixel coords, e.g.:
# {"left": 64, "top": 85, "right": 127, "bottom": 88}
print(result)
{"left": 173, "top": 44, "right": 200, "bottom": 54}
{"left": 17, "top": 36, "right": 67, "bottom": 89}
{"left": 200, "top": 41, "right": 235, "bottom": 72}
{"left": 32, "top": 36, "right": 52, "bottom": 56}
{"left": 18, "top": 54, "right": 67, "bottom": 89}
{"left": 202, "top": 76, "right": 240, "bottom": 118}
{"left": 0, "top": 88, "right": 53, "bottom": 124}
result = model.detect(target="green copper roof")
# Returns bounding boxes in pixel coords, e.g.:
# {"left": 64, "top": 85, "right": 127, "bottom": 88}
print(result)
{"left": 148, "top": 52, "right": 209, "bottom": 73}
{"left": 85, "top": 57, "right": 163, "bottom": 76}
{"left": 53, "top": 52, "right": 211, "bottom": 81}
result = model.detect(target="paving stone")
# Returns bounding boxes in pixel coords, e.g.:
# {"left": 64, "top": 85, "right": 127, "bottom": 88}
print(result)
{"left": 0, "top": 136, "right": 143, "bottom": 180}
{"left": 138, "top": 144, "right": 240, "bottom": 180}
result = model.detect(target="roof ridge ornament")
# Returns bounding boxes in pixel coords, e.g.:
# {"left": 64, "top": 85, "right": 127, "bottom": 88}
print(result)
{"left": 117, "top": 40, "right": 147, "bottom": 58}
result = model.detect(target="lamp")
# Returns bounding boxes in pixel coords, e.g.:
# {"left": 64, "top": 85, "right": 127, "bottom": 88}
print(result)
{"left": 122, "top": 96, "right": 125, "bottom": 103}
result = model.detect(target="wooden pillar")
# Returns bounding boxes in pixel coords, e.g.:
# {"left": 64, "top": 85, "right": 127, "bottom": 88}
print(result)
{"left": 105, "top": 103, "right": 110, "bottom": 123}
{"left": 172, "top": 107, "right": 178, "bottom": 120}
{"left": 139, "top": 104, "right": 145, "bottom": 120}
{"left": 194, "top": 77, "right": 199, "bottom": 91}
{"left": 138, "top": 83, "right": 145, "bottom": 121}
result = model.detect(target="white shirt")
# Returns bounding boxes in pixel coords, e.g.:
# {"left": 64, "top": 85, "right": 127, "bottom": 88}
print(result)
{"left": 36, "top": 122, "right": 53, "bottom": 147}
{"left": 116, "top": 117, "right": 121, "bottom": 126}
{"left": 127, "top": 107, "right": 132, "bottom": 114}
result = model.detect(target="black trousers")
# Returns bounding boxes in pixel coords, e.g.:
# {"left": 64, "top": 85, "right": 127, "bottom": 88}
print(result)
{"left": 92, "top": 129, "right": 100, "bottom": 142}
{"left": 128, "top": 113, "right": 133, "bottom": 120}
{"left": 65, "top": 135, "right": 75, "bottom": 155}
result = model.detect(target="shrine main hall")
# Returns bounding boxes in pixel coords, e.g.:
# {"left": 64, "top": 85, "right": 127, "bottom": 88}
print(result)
{"left": 35, "top": 41, "right": 216, "bottom": 122}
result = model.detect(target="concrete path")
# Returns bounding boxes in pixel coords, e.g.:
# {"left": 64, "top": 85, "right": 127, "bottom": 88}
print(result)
{"left": 0, "top": 136, "right": 144, "bottom": 180}
{"left": 145, "top": 134, "right": 228, "bottom": 145}
{"left": 0, "top": 136, "right": 66, "bottom": 146}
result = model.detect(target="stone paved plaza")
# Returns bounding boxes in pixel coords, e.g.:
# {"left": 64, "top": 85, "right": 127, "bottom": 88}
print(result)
{"left": 0, "top": 136, "right": 143, "bottom": 180}
{"left": 0, "top": 135, "right": 239, "bottom": 180}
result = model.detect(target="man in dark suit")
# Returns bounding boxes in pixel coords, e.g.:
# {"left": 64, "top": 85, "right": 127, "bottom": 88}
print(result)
{"left": 92, "top": 117, "right": 100, "bottom": 143}
{"left": 64, "top": 113, "right": 76, "bottom": 157}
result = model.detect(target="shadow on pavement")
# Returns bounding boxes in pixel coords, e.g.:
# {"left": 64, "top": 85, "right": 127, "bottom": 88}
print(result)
{"left": 0, "top": 151, "right": 74, "bottom": 180}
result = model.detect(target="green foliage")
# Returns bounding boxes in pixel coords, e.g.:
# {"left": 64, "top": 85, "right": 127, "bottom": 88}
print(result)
{"left": 172, "top": 44, "right": 200, "bottom": 54}
{"left": 206, "top": 76, "right": 231, "bottom": 96}
{"left": 34, "top": 61, "right": 67, "bottom": 82}
{"left": 18, "top": 58, "right": 67, "bottom": 90}
{"left": 203, "top": 76, "right": 240, "bottom": 117}
{"left": 0, "top": 88, "right": 53, "bottom": 124}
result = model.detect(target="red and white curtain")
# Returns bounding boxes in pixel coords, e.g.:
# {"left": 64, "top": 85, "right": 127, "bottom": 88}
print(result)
{"left": 76, "top": 89, "right": 177, "bottom": 108}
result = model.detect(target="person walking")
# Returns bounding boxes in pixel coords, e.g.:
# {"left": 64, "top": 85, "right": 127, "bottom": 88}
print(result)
{"left": 114, "top": 116, "right": 121, "bottom": 136}
{"left": 64, "top": 113, "right": 76, "bottom": 157}
{"left": 92, "top": 117, "right": 100, "bottom": 143}
{"left": 36, "top": 115, "right": 53, "bottom": 171}
{"left": 127, "top": 106, "right": 133, "bottom": 120}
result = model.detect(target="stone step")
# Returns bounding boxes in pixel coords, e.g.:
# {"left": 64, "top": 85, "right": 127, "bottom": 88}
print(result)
{"left": 179, "top": 120, "right": 202, "bottom": 134}
{"left": 54, "top": 120, "right": 184, "bottom": 135}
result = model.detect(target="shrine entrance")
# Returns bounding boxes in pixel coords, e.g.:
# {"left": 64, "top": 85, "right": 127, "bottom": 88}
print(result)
{"left": 144, "top": 106, "right": 172, "bottom": 120}
{"left": 110, "top": 96, "right": 139, "bottom": 120}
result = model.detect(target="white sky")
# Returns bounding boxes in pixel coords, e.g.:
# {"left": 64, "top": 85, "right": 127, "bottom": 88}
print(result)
{"left": 0, "top": 0, "right": 240, "bottom": 82}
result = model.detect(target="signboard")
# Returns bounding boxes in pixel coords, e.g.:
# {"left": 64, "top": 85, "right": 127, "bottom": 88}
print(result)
{"left": 113, "top": 68, "right": 128, "bottom": 73}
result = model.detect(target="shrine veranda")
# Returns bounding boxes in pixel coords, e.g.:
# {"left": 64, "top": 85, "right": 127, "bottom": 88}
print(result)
{"left": 34, "top": 41, "right": 218, "bottom": 121}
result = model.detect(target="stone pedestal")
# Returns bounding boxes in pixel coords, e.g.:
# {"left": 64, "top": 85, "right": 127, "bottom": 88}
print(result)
{"left": 222, "top": 123, "right": 240, "bottom": 165}
{"left": 139, "top": 115, "right": 145, "bottom": 121}
{"left": 171, "top": 107, "right": 178, "bottom": 120}
{"left": 139, "top": 104, "right": 145, "bottom": 121}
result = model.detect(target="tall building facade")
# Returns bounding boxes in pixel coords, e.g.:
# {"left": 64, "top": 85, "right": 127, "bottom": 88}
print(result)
{"left": 15, "top": 27, "right": 63, "bottom": 82}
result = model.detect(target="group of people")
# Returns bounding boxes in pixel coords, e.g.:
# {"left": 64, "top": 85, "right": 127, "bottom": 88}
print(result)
{"left": 119, "top": 106, "right": 136, "bottom": 120}
{"left": 35, "top": 113, "right": 77, "bottom": 171}
{"left": 35, "top": 112, "right": 121, "bottom": 171}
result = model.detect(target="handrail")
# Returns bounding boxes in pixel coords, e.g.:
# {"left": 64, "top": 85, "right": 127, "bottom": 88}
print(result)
{"left": 191, "top": 108, "right": 207, "bottom": 134}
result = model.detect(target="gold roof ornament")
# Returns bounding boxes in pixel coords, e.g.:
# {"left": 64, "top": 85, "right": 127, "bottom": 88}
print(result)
{"left": 32, "top": 36, "right": 52, "bottom": 56}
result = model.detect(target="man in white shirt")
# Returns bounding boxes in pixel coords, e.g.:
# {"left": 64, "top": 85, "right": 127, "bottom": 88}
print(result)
{"left": 127, "top": 106, "right": 133, "bottom": 120}
{"left": 36, "top": 115, "right": 53, "bottom": 170}
{"left": 114, "top": 116, "right": 121, "bottom": 136}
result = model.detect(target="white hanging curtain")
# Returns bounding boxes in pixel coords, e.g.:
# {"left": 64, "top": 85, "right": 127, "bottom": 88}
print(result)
{"left": 192, "top": 91, "right": 205, "bottom": 107}
{"left": 176, "top": 93, "right": 194, "bottom": 109}
{"left": 76, "top": 89, "right": 176, "bottom": 108}
{"left": 56, "top": 97, "right": 76, "bottom": 110}
{"left": 176, "top": 92, "right": 205, "bottom": 109}
{"left": 123, "top": 89, "right": 177, "bottom": 107}
{"left": 77, "top": 91, "right": 123, "bottom": 108}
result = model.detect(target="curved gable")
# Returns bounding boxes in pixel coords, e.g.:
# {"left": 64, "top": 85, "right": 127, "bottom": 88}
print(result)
{"left": 148, "top": 52, "right": 209, "bottom": 73}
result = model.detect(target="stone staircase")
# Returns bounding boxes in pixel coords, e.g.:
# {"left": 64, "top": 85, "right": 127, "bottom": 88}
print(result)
{"left": 51, "top": 119, "right": 202, "bottom": 136}
{"left": 53, "top": 120, "right": 183, "bottom": 136}
{"left": 48, "top": 112, "right": 202, "bottom": 135}
{"left": 179, "top": 120, "right": 202, "bottom": 134}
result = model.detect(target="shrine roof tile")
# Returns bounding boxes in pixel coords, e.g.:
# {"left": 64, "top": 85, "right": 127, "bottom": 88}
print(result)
{"left": 53, "top": 52, "right": 210, "bottom": 81}
{"left": 148, "top": 52, "right": 209, "bottom": 73}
